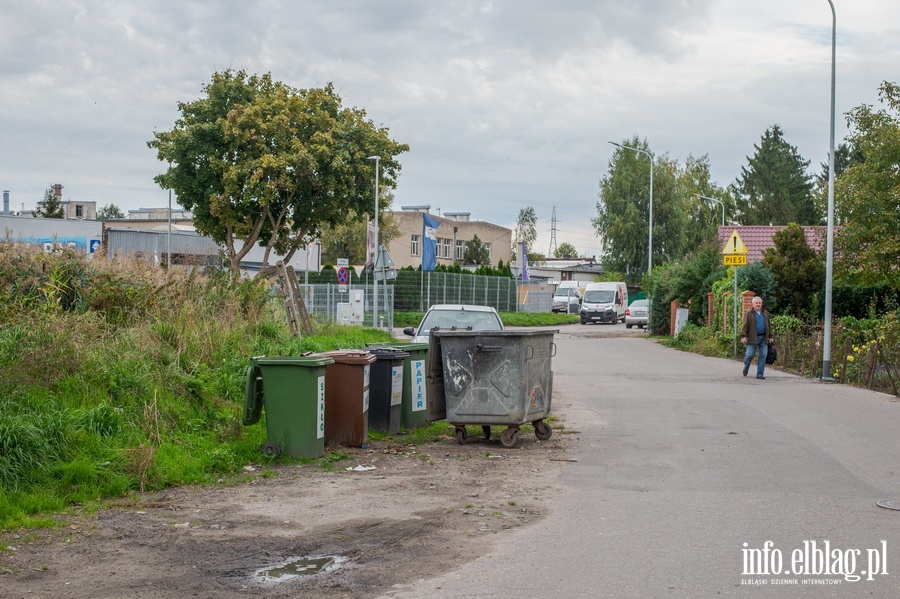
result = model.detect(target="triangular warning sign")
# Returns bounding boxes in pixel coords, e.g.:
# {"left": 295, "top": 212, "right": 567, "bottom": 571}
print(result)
{"left": 722, "top": 230, "right": 748, "bottom": 254}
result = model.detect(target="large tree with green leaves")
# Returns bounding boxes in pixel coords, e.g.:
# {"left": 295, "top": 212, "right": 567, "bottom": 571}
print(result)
{"left": 732, "top": 125, "right": 818, "bottom": 226}
{"left": 148, "top": 70, "right": 408, "bottom": 276}
{"left": 594, "top": 137, "right": 689, "bottom": 282}
{"left": 514, "top": 206, "right": 537, "bottom": 256}
{"left": 553, "top": 242, "right": 578, "bottom": 258}
{"left": 834, "top": 81, "right": 900, "bottom": 287}
{"left": 97, "top": 204, "right": 125, "bottom": 220}
{"left": 33, "top": 186, "right": 64, "bottom": 219}
{"left": 762, "top": 223, "right": 825, "bottom": 318}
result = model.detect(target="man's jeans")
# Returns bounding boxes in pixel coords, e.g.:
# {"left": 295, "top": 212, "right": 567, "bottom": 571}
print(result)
{"left": 744, "top": 340, "right": 768, "bottom": 377}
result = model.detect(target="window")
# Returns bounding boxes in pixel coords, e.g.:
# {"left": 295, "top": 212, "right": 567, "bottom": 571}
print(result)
{"left": 410, "top": 234, "right": 420, "bottom": 257}
{"left": 75, "top": 205, "right": 83, "bottom": 218}
{"left": 456, "top": 240, "right": 465, "bottom": 261}
{"left": 483, "top": 242, "right": 491, "bottom": 261}
{"left": 442, "top": 238, "right": 451, "bottom": 259}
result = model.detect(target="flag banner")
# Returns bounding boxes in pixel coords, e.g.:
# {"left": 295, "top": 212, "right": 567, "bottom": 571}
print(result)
{"left": 365, "top": 220, "right": 376, "bottom": 270}
{"left": 520, "top": 241, "right": 530, "bottom": 283}
{"left": 422, "top": 214, "right": 440, "bottom": 271}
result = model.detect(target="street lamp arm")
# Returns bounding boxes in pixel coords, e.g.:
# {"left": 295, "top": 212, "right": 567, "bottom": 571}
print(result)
{"left": 696, "top": 194, "right": 726, "bottom": 227}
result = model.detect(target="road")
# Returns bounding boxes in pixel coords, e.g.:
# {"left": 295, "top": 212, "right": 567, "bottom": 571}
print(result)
{"left": 384, "top": 323, "right": 900, "bottom": 598}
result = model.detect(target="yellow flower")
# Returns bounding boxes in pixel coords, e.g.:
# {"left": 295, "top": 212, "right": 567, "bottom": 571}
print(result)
{"left": 847, "top": 355, "right": 855, "bottom": 362}
{"left": 853, "top": 346, "right": 859, "bottom": 353}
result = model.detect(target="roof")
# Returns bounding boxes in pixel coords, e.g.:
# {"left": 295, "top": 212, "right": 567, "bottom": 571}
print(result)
{"left": 717, "top": 226, "right": 832, "bottom": 264}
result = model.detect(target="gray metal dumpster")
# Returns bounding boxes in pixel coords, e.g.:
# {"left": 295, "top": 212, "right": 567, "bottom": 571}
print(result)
{"left": 427, "top": 329, "right": 557, "bottom": 448}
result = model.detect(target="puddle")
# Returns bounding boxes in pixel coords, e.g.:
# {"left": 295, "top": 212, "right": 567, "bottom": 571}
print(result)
{"left": 252, "top": 555, "right": 347, "bottom": 584}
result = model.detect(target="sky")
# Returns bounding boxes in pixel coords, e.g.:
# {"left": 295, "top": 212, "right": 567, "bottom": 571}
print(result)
{"left": 2, "top": 0, "right": 898, "bottom": 261}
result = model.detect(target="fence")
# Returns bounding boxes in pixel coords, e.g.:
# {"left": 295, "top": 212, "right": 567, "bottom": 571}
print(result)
{"left": 772, "top": 325, "right": 899, "bottom": 396}
{"left": 294, "top": 270, "right": 551, "bottom": 326}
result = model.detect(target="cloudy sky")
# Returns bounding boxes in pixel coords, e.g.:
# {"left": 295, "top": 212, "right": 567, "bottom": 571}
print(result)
{"left": 2, "top": 1, "right": 898, "bottom": 259}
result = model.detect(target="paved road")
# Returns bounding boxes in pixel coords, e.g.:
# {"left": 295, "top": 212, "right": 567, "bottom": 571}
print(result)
{"left": 385, "top": 325, "right": 900, "bottom": 598}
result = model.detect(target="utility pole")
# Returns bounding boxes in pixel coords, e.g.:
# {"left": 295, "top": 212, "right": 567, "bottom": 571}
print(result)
{"left": 548, "top": 206, "right": 558, "bottom": 257}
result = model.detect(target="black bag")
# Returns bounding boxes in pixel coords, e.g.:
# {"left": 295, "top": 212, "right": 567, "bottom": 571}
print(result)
{"left": 766, "top": 343, "right": 777, "bottom": 364}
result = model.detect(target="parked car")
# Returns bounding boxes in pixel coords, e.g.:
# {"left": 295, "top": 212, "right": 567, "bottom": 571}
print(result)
{"left": 625, "top": 299, "right": 649, "bottom": 329}
{"left": 403, "top": 304, "right": 504, "bottom": 343}
{"left": 551, "top": 281, "right": 584, "bottom": 313}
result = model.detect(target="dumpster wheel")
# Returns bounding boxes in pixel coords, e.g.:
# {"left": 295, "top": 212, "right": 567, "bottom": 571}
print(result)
{"left": 260, "top": 441, "right": 282, "bottom": 458}
{"left": 500, "top": 427, "right": 519, "bottom": 449}
{"left": 534, "top": 420, "right": 553, "bottom": 441}
{"left": 455, "top": 426, "right": 468, "bottom": 445}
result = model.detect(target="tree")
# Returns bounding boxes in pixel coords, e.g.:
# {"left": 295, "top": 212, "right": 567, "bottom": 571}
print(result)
{"left": 553, "top": 242, "right": 578, "bottom": 258}
{"left": 732, "top": 125, "right": 818, "bottom": 226}
{"left": 34, "top": 186, "right": 64, "bottom": 218}
{"left": 514, "top": 206, "right": 537, "bottom": 256}
{"left": 462, "top": 234, "right": 490, "bottom": 266}
{"left": 148, "top": 70, "right": 409, "bottom": 277}
{"left": 97, "top": 204, "right": 125, "bottom": 220}
{"left": 319, "top": 202, "right": 400, "bottom": 265}
{"left": 762, "top": 223, "right": 825, "bottom": 318}
{"left": 834, "top": 81, "right": 900, "bottom": 287}
{"left": 594, "top": 137, "right": 689, "bottom": 282}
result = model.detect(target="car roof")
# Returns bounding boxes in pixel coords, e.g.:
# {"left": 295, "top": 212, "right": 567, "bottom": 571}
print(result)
{"left": 425, "top": 304, "right": 498, "bottom": 313}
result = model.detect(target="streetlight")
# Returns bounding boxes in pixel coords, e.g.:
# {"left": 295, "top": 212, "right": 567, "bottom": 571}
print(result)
{"left": 367, "top": 156, "right": 380, "bottom": 329}
{"left": 609, "top": 141, "right": 653, "bottom": 274}
{"left": 822, "top": 0, "right": 837, "bottom": 381}
{"left": 696, "top": 194, "right": 725, "bottom": 227}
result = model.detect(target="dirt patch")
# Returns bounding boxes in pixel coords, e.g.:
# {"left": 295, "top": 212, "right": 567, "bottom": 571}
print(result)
{"left": 0, "top": 408, "right": 575, "bottom": 598}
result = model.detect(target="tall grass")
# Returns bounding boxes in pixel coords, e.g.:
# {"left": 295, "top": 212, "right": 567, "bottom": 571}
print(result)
{"left": 0, "top": 242, "right": 390, "bottom": 529}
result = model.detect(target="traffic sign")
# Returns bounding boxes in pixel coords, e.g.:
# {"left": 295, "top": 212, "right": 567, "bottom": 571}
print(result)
{"left": 336, "top": 267, "right": 350, "bottom": 284}
{"left": 722, "top": 230, "right": 748, "bottom": 255}
{"left": 724, "top": 255, "right": 747, "bottom": 266}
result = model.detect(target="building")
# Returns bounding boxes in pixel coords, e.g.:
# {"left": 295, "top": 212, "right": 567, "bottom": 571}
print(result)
{"left": 386, "top": 208, "right": 513, "bottom": 269}
{"left": 716, "top": 226, "right": 832, "bottom": 264}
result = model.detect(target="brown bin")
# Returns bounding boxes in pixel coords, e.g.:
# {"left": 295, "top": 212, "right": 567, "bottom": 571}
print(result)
{"left": 320, "top": 350, "right": 377, "bottom": 447}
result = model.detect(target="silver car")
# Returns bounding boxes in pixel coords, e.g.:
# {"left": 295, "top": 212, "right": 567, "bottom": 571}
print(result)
{"left": 625, "top": 299, "right": 649, "bottom": 329}
{"left": 404, "top": 304, "right": 504, "bottom": 343}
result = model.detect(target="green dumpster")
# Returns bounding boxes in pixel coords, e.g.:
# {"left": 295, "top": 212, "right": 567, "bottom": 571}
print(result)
{"left": 242, "top": 355, "right": 334, "bottom": 459}
{"left": 367, "top": 342, "right": 430, "bottom": 428}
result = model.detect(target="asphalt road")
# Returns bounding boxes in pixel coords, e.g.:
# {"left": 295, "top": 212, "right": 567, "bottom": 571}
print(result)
{"left": 385, "top": 324, "right": 900, "bottom": 598}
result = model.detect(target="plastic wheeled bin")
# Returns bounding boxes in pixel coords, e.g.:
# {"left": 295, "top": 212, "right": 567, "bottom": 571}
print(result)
{"left": 319, "top": 350, "right": 377, "bottom": 448}
{"left": 367, "top": 347, "right": 410, "bottom": 433}
{"left": 242, "top": 355, "right": 334, "bottom": 459}
{"left": 367, "top": 342, "right": 430, "bottom": 429}
{"left": 426, "top": 329, "right": 557, "bottom": 448}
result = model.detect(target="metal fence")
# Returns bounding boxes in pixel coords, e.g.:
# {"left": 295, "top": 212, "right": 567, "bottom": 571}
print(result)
{"left": 298, "top": 271, "right": 552, "bottom": 325}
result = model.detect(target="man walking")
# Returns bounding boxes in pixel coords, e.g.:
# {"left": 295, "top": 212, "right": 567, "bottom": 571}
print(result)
{"left": 740, "top": 295, "right": 772, "bottom": 379}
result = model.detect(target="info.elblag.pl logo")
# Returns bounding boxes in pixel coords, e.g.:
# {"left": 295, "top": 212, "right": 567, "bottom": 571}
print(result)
{"left": 741, "top": 540, "right": 889, "bottom": 585}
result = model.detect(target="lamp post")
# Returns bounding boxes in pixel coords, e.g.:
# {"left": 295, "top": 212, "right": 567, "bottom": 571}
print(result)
{"left": 609, "top": 141, "right": 653, "bottom": 274}
{"left": 367, "top": 156, "right": 381, "bottom": 329}
{"left": 696, "top": 194, "right": 725, "bottom": 227}
{"left": 822, "top": 0, "right": 837, "bottom": 381}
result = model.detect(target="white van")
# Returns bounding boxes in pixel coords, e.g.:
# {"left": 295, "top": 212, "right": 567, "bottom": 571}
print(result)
{"left": 579, "top": 282, "right": 628, "bottom": 324}
{"left": 551, "top": 281, "right": 585, "bottom": 313}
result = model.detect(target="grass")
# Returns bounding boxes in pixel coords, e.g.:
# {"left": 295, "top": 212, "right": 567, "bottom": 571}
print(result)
{"left": 0, "top": 243, "right": 566, "bottom": 532}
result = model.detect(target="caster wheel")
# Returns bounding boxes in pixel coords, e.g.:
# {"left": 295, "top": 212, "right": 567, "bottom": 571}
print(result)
{"left": 482, "top": 425, "right": 491, "bottom": 441}
{"left": 456, "top": 427, "right": 468, "bottom": 445}
{"left": 500, "top": 428, "right": 518, "bottom": 449}
{"left": 534, "top": 421, "right": 553, "bottom": 441}
{"left": 260, "top": 441, "right": 281, "bottom": 458}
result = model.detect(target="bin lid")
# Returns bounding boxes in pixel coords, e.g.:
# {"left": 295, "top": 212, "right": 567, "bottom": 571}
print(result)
{"left": 371, "top": 342, "right": 429, "bottom": 352}
{"left": 368, "top": 347, "right": 410, "bottom": 360}
{"left": 242, "top": 364, "right": 264, "bottom": 426}
{"left": 253, "top": 356, "right": 335, "bottom": 367}
{"left": 319, "top": 350, "right": 377, "bottom": 365}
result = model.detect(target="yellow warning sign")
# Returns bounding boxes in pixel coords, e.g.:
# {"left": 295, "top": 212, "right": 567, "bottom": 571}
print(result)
{"left": 722, "top": 230, "right": 748, "bottom": 255}
{"left": 724, "top": 255, "right": 747, "bottom": 266}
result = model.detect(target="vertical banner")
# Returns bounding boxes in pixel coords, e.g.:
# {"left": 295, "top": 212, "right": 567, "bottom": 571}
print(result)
{"left": 422, "top": 213, "right": 440, "bottom": 271}
{"left": 365, "top": 220, "right": 376, "bottom": 270}
{"left": 520, "top": 241, "right": 530, "bottom": 283}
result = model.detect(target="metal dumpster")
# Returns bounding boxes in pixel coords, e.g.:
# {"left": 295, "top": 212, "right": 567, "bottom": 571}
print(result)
{"left": 427, "top": 329, "right": 557, "bottom": 448}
